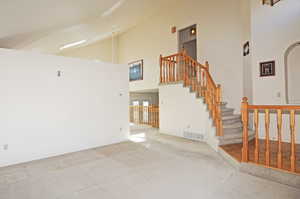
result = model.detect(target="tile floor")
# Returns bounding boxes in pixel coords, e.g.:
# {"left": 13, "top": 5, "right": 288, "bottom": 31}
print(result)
{"left": 0, "top": 126, "right": 299, "bottom": 199}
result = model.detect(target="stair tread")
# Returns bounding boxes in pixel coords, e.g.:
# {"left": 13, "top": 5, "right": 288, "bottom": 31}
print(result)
{"left": 223, "top": 123, "right": 243, "bottom": 129}
{"left": 222, "top": 114, "right": 241, "bottom": 120}
{"left": 220, "top": 130, "right": 255, "bottom": 140}
{"left": 222, "top": 107, "right": 234, "bottom": 111}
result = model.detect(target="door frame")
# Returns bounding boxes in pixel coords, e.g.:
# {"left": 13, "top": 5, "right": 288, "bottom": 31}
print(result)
{"left": 178, "top": 24, "right": 197, "bottom": 59}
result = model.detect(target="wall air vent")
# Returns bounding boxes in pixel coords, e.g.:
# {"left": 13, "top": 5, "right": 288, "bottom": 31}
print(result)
{"left": 183, "top": 131, "right": 204, "bottom": 141}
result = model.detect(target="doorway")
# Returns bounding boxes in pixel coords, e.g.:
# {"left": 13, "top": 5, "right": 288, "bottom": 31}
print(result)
{"left": 178, "top": 24, "right": 197, "bottom": 60}
{"left": 285, "top": 42, "right": 300, "bottom": 104}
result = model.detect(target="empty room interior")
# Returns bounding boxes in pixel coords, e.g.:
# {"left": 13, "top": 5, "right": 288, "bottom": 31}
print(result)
{"left": 1, "top": 0, "right": 300, "bottom": 198}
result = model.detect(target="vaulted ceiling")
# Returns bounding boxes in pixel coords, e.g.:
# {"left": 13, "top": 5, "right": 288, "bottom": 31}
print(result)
{"left": 0, "top": 0, "right": 170, "bottom": 54}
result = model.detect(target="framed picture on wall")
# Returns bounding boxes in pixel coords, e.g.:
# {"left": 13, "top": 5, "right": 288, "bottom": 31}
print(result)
{"left": 260, "top": 61, "right": 275, "bottom": 77}
{"left": 129, "top": 60, "right": 143, "bottom": 81}
{"left": 243, "top": 41, "right": 250, "bottom": 56}
{"left": 262, "top": 0, "right": 281, "bottom": 6}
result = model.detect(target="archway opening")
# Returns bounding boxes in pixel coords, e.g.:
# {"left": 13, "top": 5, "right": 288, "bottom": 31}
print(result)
{"left": 285, "top": 42, "right": 300, "bottom": 104}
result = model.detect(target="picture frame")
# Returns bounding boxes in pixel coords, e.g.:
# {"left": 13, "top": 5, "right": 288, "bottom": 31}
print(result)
{"left": 243, "top": 41, "right": 250, "bottom": 56}
{"left": 129, "top": 60, "right": 143, "bottom": 81}
{"left": 262, "top": 0, "right": 281, "bottom": 6}
{"left": 260, "top": 61, "right": 275, "bottom": 77}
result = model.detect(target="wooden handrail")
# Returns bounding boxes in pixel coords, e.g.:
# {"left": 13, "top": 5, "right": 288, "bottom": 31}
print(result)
{"left": 248, "top": 105, "right": 300, "bottom": 110}
{"left": 129, "top": 105, "right": 159, "bottom": 128}
{"left": 160, "top": 51, "right": 223, "bottom": 136}
{"left": 241, "top": 97, "right": 299, "bottom": 173}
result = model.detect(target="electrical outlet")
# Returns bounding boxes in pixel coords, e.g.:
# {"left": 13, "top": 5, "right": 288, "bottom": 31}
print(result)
{"left": 3, "top": 144, "right": 8, "bottom": 150}
{"left": 120, "top": 127, "right": 123, "bottom": 132}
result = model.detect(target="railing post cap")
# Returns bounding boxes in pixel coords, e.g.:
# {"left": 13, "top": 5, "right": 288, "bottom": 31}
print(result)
{"left": 242, "top": 97, "right": 248, "bottom": 103}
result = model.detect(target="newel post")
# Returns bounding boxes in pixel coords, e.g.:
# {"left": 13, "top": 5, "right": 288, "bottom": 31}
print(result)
{"left": 241, "top": 97, "right": 249, "bottom": 162}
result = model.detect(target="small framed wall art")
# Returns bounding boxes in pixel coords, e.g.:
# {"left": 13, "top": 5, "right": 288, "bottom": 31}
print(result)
{"left": 243, "top": 41, "right": 250, "bottom": 56}
{"left": 262, "top": 0, "right": 281, "bottom": 6}
{"left": 260, "top": 60, "right": 275, "bottom": 77}
{"left": 129, "top": 59, "right": 143, "bottom": 81}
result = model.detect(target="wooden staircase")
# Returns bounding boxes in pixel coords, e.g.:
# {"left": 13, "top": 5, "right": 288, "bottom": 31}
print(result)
{"left": 185, "top": 76, "right": 255, "bottom": 145}
{"left": 160, "top": 51, "right": 299, "bottom": 175}
{"left": 160, "top": 51, "right": 253, "bottom": 145}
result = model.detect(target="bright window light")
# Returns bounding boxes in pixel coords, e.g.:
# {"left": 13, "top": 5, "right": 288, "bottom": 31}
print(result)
{"left": 59, "top": 40, "right": 87, "bottom": 50}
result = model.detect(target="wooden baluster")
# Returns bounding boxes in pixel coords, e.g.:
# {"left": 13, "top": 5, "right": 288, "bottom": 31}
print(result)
{"left": 163, "top": 59, "right": 166, "bottom": 83}
{"left": 254, "top": 109, "right": 259, "bottom": 163}
{"left": 150, "top": 105, "right": 155, "bottom": 126}
{"left": 172, "top": 56, "right": 175, "bottom": 82}
{"left": 154, "top": 106, "right": 156, "bottom": 127}
{"left": 189, "top": 59, "right": 192, "bottom": 86}
{"left": 158, "top": 107, "right": 159, "bottom": 128}
{"left": 290, "top": 110, "right": 296, "bottom": 172}
{"left": 175, "top": 57, "right": 177, "bottom": 81}
{"left": 197, "top": 66, "right": 200, "bottom": 97}
{"left": 187, "top": 59, "right": 190, "bottom": 86}
{"left": 211, "top": 88, "right": 216, "bottom": 123}
{"left": 216, "top": 85, "right": 223, "bottom": 136}
{"left": 205, "top": 83, "right": 210, "bottom": 109}
{"left": 176, "top": 56, "right": 178, "bottom": 81}
{"left": 277, "top": 110, "right": 283, "bottom": 169}
{"left": 167, "top": 58, "right": 170, "bottom": 83}
{"left": 156, "top": 107, "right": 158, "bottom": 128}
{"left": 148, "top": 106, "right": 151, "bottom": 126}
{"left": 164, "top": 59, "right": 167, "bottom": 83}
{"left": 201, "top": 69, "right": 205, "bottom": 97}
{"left": 161, "top": 59, "right": 164, "bottom": 83}
{"left": 194, "top": 63, "right": 197, "bottom": 92}
{"left": 184, "top": 56, "right": 187, "bottom": 86}
{"left": 265, "top": 109, "right": 270, "bottom": 167}
{"left": 154, "top": 108, "right": 156, "bottom": 128}
{"left": 241, "top": 97, "right": 249, "bottom": 162}
{"left": 169, "top": 58, "right": 172, "bottom": 82}
{"left": 180, "top": 54, "right": 184, "bottom": 81}
{"left": 192, "top": 61, "right": 195, "bottom": 91}
{"left": 147, "top": 106, "right": 150, "bottom": 125}
{"left": 177, "top": 55, "right": 180, "bottom": 82}
{"left": 160, "top": 55, "right": 163, "bottom": 83}
{"left": 156, "top": 107, "right": 159, "bottom": 128}
{"left": 170, "top": 57, "right": 173, "bottom": 82}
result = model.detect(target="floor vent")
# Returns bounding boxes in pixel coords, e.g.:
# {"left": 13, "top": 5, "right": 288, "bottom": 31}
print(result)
{"left": 183, "top": 131, "right": 204, "bottom": 141}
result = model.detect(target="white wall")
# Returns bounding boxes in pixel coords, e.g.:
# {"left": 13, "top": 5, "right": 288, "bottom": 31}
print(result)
{"left": 58, "top": 37, "right": 118, "bottom": 63}
{"left": 118, "top": 0, "right": 245, "bottom": 112}
{"left": 241, "top": 0, "right": 253, "bottom": 104}
{"left": 159, "top": 84, "right": 216, "bottom": 145}
{"left": 251, "top": 0, "right": 300, "bottom": 105}
{"left": 250, "top": 0, "right": 300, "bottom": 143}
{"left": 287, "top": 44, "right": 300, "bottom": 104}
{"left": 0, "top": 48, "right": 129, "bottom": 167}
